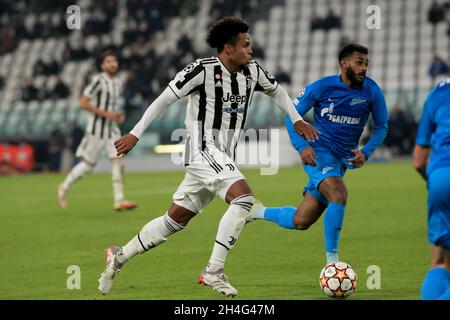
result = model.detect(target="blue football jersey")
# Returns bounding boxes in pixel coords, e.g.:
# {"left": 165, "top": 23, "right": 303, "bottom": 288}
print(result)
{"left": 415, "top": 76, "right": 450, "bottom": 176}
{"left": 286, "top": 75, "right": 388, "bottom": 163}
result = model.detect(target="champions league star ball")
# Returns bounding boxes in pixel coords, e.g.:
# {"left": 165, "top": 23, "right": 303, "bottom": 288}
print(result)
{"left": 319, "top": 261, "right": 357, "bottom": 298}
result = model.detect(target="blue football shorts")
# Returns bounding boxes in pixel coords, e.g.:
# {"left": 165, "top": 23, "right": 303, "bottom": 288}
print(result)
{"left": 302, "top": 146, "right": 349, "bottom": 206}
{"left": 427, "top": 167, "right": 450, "bottom": 250}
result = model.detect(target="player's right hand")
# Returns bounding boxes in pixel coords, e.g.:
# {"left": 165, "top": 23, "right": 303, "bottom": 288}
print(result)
{"left": 293, "top": 119, "right": 320, "bottom": 143}
{"left": 300, "top": 147, "right": 318, "bottom": 166}
{"left": 114, "top": 133, "right": 138, "bottom": 156}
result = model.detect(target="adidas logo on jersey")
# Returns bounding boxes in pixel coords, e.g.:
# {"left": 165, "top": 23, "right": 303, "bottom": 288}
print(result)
{"left": 215, "top": 81, "right": 222, "bottom": 87}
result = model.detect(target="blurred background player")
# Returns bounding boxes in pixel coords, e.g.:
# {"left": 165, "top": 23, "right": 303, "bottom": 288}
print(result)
{"left": 57, "top": 51, "right": 137, "bottom": 211}
{"left": 413, "top": 76, "right": 450, "bottom": 300}
{"left": 248, "top": 43, "right": 389, "bottom": 264}
{"left": 97, "top": 17, "right": 319, "bottom": 297}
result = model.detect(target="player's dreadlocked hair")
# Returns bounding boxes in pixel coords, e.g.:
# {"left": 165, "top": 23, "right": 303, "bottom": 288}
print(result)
{"left": 206, "top": 17, "right": 250, "bottom": 53}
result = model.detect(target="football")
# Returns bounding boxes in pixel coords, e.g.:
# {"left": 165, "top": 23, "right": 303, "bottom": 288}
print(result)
{"left": 319, "top": 261, "right": 357, "bottom": 298}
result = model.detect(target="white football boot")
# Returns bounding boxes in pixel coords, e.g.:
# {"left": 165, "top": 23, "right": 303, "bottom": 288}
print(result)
{"left": 198, "top": 269, "right": 238, "bottom": 297}
{"left": 98, "top": 246, "right": 123, "bottom": 295}
{"left": 57, "top": 184, "right": 67, "bottom": 209}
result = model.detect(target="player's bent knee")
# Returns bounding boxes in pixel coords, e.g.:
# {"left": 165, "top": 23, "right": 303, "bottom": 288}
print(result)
{"left": 230, "top": 194, "right": 255, "bottom": 219}
{"left": 293, "top": 216, "right": 311, "bottom": 230}
{"left": 329, "top": 191, "right": 348, "bottom": 204}
{"left": 78, "top": 160, "right": 94, "bottom": 176}
{"left": 167, "top": 203, "right": 196, "bottom": 227}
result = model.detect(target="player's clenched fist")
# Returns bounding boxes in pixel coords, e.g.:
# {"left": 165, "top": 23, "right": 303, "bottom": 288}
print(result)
{"left": 115, "top": 133, "right": 138, "bottom": 156}
{"left": 294, "top": 119, "right": 320, "bottom": 143}
{"left": 300, "top": 147, "right": 319, "bottom": 166}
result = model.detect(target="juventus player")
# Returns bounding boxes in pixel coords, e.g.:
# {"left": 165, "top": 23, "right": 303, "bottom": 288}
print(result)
{"left": 57, "top": 51, "right": 137, "bottom": 211}
{"left": 98, "top": 17, "right": 319, "bottom": 296}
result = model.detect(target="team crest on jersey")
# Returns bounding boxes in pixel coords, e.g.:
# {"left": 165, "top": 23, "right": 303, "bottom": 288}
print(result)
{"left": 246, "top": 76, "right": 252, "bottom": 88}
{"left": 350, "top": 97, "right": 367, "bottom": 105}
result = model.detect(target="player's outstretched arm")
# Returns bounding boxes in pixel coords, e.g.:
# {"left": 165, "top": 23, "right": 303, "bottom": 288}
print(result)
{"left": 360, "top": 84, "right": 389, "bottom": 160}
{"left": 114, "top": 86, "right": 179, "bottom": 156}
{"left": 293, "top": 119, "right": 320, "bottom": 143}
{"left": 413, "top": 87, "right": 439, "bottom": 182}
{"left": 269, "top": 85, "right": 320, "bottom": 142}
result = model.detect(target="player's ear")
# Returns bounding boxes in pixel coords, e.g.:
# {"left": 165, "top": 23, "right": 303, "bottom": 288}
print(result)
{"left": 224, "top": 44, "right": 232, "bottom": 55}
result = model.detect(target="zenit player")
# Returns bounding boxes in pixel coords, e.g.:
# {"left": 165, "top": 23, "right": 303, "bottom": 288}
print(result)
{"left": 413, "top": 76, "right": 450, "bottom": 300}
{"left": 249, "top": 44, "right": 389, "bottom": 265}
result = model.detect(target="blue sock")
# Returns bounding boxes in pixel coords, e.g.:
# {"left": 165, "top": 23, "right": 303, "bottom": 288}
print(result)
{"left": 421, "top": 267, "right": 450, "bottom": 300}
{"left": 323, "top": 203, "right": 346, "bottom": 255}
{"left": 264, "top": 207, "right": 296, "bottom": 229}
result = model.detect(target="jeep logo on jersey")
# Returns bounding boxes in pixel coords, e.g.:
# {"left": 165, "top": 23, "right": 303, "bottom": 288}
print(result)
{"left": 222, "top": 92, "right": 247, "bottom": 103}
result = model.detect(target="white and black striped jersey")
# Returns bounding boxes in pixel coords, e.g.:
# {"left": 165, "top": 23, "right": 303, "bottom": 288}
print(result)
{"left": 82, "top": 72, "right": 123, "bottom": 139}
{"left": 167, "top": 57, "right": 279, "bottom": 163}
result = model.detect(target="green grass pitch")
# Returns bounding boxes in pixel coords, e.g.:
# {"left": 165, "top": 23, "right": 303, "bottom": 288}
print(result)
{"left": 0, "top": 161, "right": 430, "bottom": 299}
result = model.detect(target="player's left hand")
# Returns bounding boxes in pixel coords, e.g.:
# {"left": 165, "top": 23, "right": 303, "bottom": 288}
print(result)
{"left": 293, "top": 119, "right": 320, "bottom": 143}
{"left": 349, "top": 149, "right": 366, "bottom": 168}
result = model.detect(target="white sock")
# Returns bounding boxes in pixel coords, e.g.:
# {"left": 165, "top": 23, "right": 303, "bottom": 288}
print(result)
{"left": 120, "top": 212, "right": 184, "bottom": 261}
{"left": 206, "top": 194, "right": 254, "bottom": 273}
{"left": 112, "top": 161, "right": 124, "bottom": 204}
{"left": 61, "top": 161, "right": 93, "bottom": 190}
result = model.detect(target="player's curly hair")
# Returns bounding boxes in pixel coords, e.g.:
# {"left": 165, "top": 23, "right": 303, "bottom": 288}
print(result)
{"left": 206, "top": 17, "right": 250, "bottom": 53}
